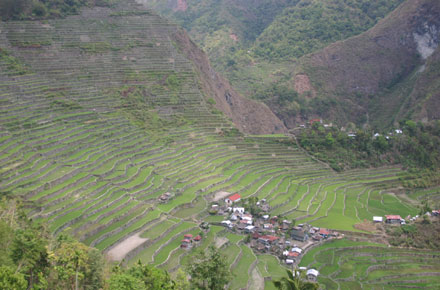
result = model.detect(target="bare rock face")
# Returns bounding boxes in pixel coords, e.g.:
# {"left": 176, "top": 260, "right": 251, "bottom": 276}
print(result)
{"left": 172, "top": 29, "right": 287, "bottom": 135}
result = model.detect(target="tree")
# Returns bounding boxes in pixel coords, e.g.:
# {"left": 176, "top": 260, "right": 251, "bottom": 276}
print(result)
{"left": 128, "top": 261, "right": 175, "bottom": 290}
{"left": 273, "top": 269, "right": 319, "bottom": 290}
{"left": 10, "top": 228, "right": 49, "bottom": 289}
{"left": 174, "top": 269, "right": 190, "bottom": 290}
{"left": 108, "top": 273, "right": 144, "bottom": 290}
{"left": 50, "top": 236, "right": 101, "bottom": 290}
{"left": 186, "top": 245, "right": 232, "bottom": 290}
{"left": 0, "top": 266, "right": 27, "bottom": 290}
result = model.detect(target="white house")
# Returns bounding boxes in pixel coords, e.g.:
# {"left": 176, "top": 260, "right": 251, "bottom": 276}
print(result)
{"left": 291, "top": 247, "right": 302, "bottom": 254}
{"left": 373, "top": 216, "right": 383, "bottom": 222}
{"left": 232, "top": 207, "right": 245, "bottom": 214}
{"left": 306, "top": 269, "right": 319, "bottom": 281}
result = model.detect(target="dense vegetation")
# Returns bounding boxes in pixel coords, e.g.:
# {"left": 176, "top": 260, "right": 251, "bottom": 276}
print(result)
{"left": 254, "top": 0, "right": 404, "bottom": 60}
{"left": 142, "top": 0, "right": 404, "bottom": 95}
{"left": 0, "top": 0, "right": 113, "bottom": 20}
{"left": 297, "top": 120, "right": 440, "bottom": 174}
{"left": 0, "top": 198, "right": 235, "bottom": 289}
{"left": 388, "top": 219, "right": 440, "bottom": 249}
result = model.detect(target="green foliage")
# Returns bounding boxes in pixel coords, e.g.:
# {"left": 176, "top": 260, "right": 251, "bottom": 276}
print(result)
{"left": 298, "top": 120, "right": 440, "bottom": 174}
{"left": 0, "top": 48, "right": 29, "bottom": 76}
{"left": 273, "top": 269, "right": 319, "bottom": 290}
{"left": 109, "top": 273, "right": 144, "bottom": 290}
{"left": 49, "top": 235, "right": 104, "bottom": 290}
{"left": 0, "top": 0, "right": 114, "bottom": 20}
{"left": 165, "top": 74, "right": 181, "bottom": 91}
{"left": 254, "top": 0, "right": 404, "bottom": 60}
{"left": 0, "top": 266, "right": 27, "bottom": 290}
{"left": 78, "top": 42, "right": 113, "bottom": 53}
{"left": 388, "top": 220, "right": 440, "bottom": 249}
{"left": 11, "top": 228, "right": 49, "bottom": 288}
{"left": 0, "top": 198, "right": 189, "bottom": 289}
{"left": 186, "top": 245, "right": 232, "bottom": 290}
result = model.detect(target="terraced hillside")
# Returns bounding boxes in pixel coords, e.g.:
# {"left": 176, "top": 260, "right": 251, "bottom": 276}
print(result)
{"left": 0, "top": 0, "right": 430, "bottom": 288}
{"left": 300, "top": 239, "right": 440, "bottom": 289}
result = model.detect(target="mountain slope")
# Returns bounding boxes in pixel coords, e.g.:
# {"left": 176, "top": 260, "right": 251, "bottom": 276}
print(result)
{"left": 296, "top": 0, "right": 440, "bottom": 127}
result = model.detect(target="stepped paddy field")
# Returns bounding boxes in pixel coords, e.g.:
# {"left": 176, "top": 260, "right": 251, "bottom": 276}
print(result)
{"left": 1, "top": 1, "right": 439, "bottom": 288}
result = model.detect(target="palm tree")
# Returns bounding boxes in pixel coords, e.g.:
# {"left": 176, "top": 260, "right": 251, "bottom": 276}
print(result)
{"left": 273, "top": 269, "right": 319, "bottom": 290}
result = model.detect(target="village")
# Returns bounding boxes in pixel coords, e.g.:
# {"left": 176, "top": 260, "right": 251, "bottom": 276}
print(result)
{"left": 175, "top": 192, "right": 440, "bottom": 282}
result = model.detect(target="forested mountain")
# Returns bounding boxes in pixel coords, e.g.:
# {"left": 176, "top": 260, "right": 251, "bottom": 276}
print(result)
{"left": 140, "top": 0, "right": 440, "bottom": 131}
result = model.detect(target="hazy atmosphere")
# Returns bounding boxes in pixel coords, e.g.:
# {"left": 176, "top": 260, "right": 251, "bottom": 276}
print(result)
{"left": 0, "top": 0, "right": 439, "bottom": 289}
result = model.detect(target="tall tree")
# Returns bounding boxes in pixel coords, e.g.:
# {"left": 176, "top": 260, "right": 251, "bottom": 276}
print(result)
{"left": 10, "top": 228, "right": 49, "bottom": 289}
{"left": 186, "top": 245, "right": 231, "bottom": 290}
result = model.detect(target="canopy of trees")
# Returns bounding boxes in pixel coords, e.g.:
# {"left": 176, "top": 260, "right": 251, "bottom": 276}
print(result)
{"left": 297, "top": 120, "right": 440, "bottom": 176}
{"left": 253, "top": 0, "right": 405, "bottom": 59}
{"left": 0, "top": 0, "right": 113, "bottom": 20}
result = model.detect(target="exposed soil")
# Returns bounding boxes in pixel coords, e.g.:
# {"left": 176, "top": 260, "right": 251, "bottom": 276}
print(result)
{"left": 294, "top": 74, "right": 315, "bottom": 97}
{"left": 354, "top": 221, "right": 379, "bottom": 233}
{"left": 229, "top": 33, "right": 238, "bottom": 42}
{"left": 107, "top": 233, "right": 148, "bottom": 261}
{"left": 214, "top": 236, "right": 229, "bottom": 248}
{"left": 213, "top": 191, "right": 232, "bottom": 202}
{"left": 249, "top": 266, "right": 264, "bottom": 290}
{"left": 175, "top": 0, "right": 187, "bottom": 12}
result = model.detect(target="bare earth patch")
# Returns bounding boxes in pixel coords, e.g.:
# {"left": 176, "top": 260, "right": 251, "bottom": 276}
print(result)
{"left": 294, "top": 74, "right": 316, "bottom": 97}
{"left": 107, "top": 233, "right": 147, "bottom": 261}
{"left": 354, "top": 221, "right": 377, "bottom": 232}
{"left": 214, "top": 236, "right": 229, "bottom": 248}
{"left": 213, "top": 191, "right": 232, "bottom": 202}
{"left": 249, "top": 266, "right": 264, "bottom": 290}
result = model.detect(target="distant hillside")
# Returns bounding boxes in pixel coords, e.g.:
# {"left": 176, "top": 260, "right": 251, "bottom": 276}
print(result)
{"left": 295, "top": 0, "right": 440, "bottom": 128}
{"left": 139, "top": 0, "right": 411, "bottom": 128}
{"left": 0, "top": 0, "right": 113, "bottom": 20}
{"left": 254, "top": 0, "right": 404, "bottom": 60}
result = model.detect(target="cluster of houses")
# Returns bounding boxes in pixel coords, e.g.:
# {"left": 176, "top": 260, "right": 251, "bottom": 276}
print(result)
{"left": 180, "top": 233, "right": 202, "bottom": 249}
{"left": 299, "top": 118, "right": 405, "bottom": 141}
{"left": 217, "top": 194, "right": 338, "bottom": 268}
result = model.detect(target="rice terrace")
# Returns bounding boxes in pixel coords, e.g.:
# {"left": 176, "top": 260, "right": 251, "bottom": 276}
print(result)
{"left": 0, "top": 0, "right": 440, "bottom": 289}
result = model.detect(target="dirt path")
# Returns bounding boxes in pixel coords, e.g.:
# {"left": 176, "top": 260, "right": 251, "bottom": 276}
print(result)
{"left": 107, "top": 233, "right": 148, "bottom": 261}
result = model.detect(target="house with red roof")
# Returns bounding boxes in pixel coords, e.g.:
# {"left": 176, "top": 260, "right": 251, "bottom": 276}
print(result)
{"left": 309, "top": 118, "right": 322, "bottom": 125}
{"left": 225, "top": 193, "right": 241, "bottom": 204}
{"left": 385, "top": 215, "right": 402, "bottom": 224}
{"left": 194, "top": 235, "right": 202, "bottom": 242}
{"left": 258, "top": 235, "right": 279, "bottom": 245}
{"left": 181, "top": 239, "right": 191, "bottom": 248}
{"left": 319, "top": 228, "right": 330, "bottom": 237}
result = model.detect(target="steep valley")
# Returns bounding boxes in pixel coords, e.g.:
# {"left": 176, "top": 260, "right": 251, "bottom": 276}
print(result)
{"left": 1, "top": 0, "right": 440, "bottom": 289}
